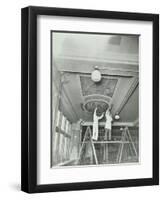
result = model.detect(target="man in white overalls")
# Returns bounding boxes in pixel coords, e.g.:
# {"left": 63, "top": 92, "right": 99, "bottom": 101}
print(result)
{"left": 92, "top": 107, "right": 104, "bottom": 140}
{"left": 105, "top": 108, "right": 113, "bottom": 141}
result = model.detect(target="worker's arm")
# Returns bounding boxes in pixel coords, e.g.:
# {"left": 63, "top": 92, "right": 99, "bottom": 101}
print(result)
{"left": 105, "top": 108, "right": 109, "bottom": 116}
{"left": 93, "top": 107, "right": 97, "bottom": 116}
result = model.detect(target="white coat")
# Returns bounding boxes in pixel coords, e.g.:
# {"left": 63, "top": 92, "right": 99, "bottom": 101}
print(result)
{"left": 92, "top": 108, "right": 104, "bottom": 140}
{"left": 105, "top": 109, "right": 113, "bottom": 130}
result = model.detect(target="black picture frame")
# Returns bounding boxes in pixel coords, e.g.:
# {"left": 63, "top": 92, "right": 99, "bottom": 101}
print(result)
{"left": 21, "top": 6, "right": 159, "bottom": 193}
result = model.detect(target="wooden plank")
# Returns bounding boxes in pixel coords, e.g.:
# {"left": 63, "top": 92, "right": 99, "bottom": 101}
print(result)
{"left": 81, "top": 141, "right": 130, "bottom": 144}
{"left": 82, "top": 121, "right": 134, "bottom": 127}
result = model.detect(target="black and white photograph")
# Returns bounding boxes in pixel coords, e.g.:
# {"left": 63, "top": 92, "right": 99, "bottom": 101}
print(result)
{"left": 21, "top": 6, "right": 159, "bottom": 193}
{"left": 51, "top": 31, "right": 139, "bottom": 167}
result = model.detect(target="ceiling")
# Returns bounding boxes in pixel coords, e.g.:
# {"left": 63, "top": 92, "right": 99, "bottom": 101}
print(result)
{"left": 52, "top": 31, "right": 139, "bottom": 125}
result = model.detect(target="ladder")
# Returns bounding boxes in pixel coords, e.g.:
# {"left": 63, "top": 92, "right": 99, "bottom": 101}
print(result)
{"left": 116, "top": 126, "right": 138, "bottom": 163}
{"left": 78, "top": 126, "right": 138, "bottom": 165}
{"left": 77, "top": 126, "right": 98, "bottom": 165}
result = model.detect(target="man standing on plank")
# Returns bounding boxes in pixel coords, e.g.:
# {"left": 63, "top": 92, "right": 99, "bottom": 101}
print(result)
{"left": 92, "top": 107, "right": 104, "bottom": 141}
{"left": 105, "top": 107, "right": 113, "bottom": 141}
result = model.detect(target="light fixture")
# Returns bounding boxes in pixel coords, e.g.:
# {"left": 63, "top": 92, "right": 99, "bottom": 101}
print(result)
{"left": 91, "top": 66, "right": 101, "bottom": 82}
{"left": 114, "top": 113, "right": 120, "bottom": 120}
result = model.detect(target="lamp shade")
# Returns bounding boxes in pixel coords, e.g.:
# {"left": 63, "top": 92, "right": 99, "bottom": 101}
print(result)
{"left": 91, "top": 69, "right": 101, "bottom": 82}
{"left": 115, "top": 114, "right": 120, "bottom": 120}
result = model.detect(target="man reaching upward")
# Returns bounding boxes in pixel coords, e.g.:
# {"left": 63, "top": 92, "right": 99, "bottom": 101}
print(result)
{"left": 92, "top": 107, "right": 104, "bottom": 141}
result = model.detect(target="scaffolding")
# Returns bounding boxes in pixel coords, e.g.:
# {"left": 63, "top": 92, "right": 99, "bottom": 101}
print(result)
{"left": 77, "top": 126, "right": 138, "bottom": 165}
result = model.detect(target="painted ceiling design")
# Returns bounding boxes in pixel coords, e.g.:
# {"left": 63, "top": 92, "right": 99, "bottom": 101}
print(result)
{"left": 83, "top": 100, "right": 109, "bottom": 115}
{"left": 80, "top": 76, "right": 118, "bottom": 97}
{"left": 79, "top": 76, "right": 118, "bottom": 114}
{"left": 52, "top": 32, "right": 139, "bottom": 123}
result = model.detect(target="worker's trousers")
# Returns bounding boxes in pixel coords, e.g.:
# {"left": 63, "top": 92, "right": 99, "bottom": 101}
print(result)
{"left": 92, "top": 124, "right": 98, "bottom": 140}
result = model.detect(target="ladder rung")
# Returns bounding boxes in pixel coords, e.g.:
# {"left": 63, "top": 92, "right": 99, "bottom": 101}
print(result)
{"left": 78, "top": 126, "right": 98, "bottom": 165}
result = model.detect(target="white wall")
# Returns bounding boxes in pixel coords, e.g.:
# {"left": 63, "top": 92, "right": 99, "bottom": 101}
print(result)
{"left": 0, "top": 0, "right": 162, "bottom": 199}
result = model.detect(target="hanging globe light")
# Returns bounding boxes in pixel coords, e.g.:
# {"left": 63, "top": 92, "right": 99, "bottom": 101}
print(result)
{"left": 91, "top": 66, "right": 101, "bottom": 82}
{"left": 115, "top": 113, "right": 120, "bottom": 120}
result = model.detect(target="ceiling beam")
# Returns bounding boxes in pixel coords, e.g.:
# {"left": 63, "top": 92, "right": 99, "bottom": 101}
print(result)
{"left": 115, "top": 77, "right": 138, "bottom": 115}
{"left": 54, "top": 53, "right": 138, "bottom": 65}
{"left": 54, "top": 63, "right": 138, "bottom": 77}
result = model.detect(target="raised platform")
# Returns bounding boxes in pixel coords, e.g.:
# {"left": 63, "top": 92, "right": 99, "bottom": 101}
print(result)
{"left": 81, "top": 141, "right": 130, "bottom": 144}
